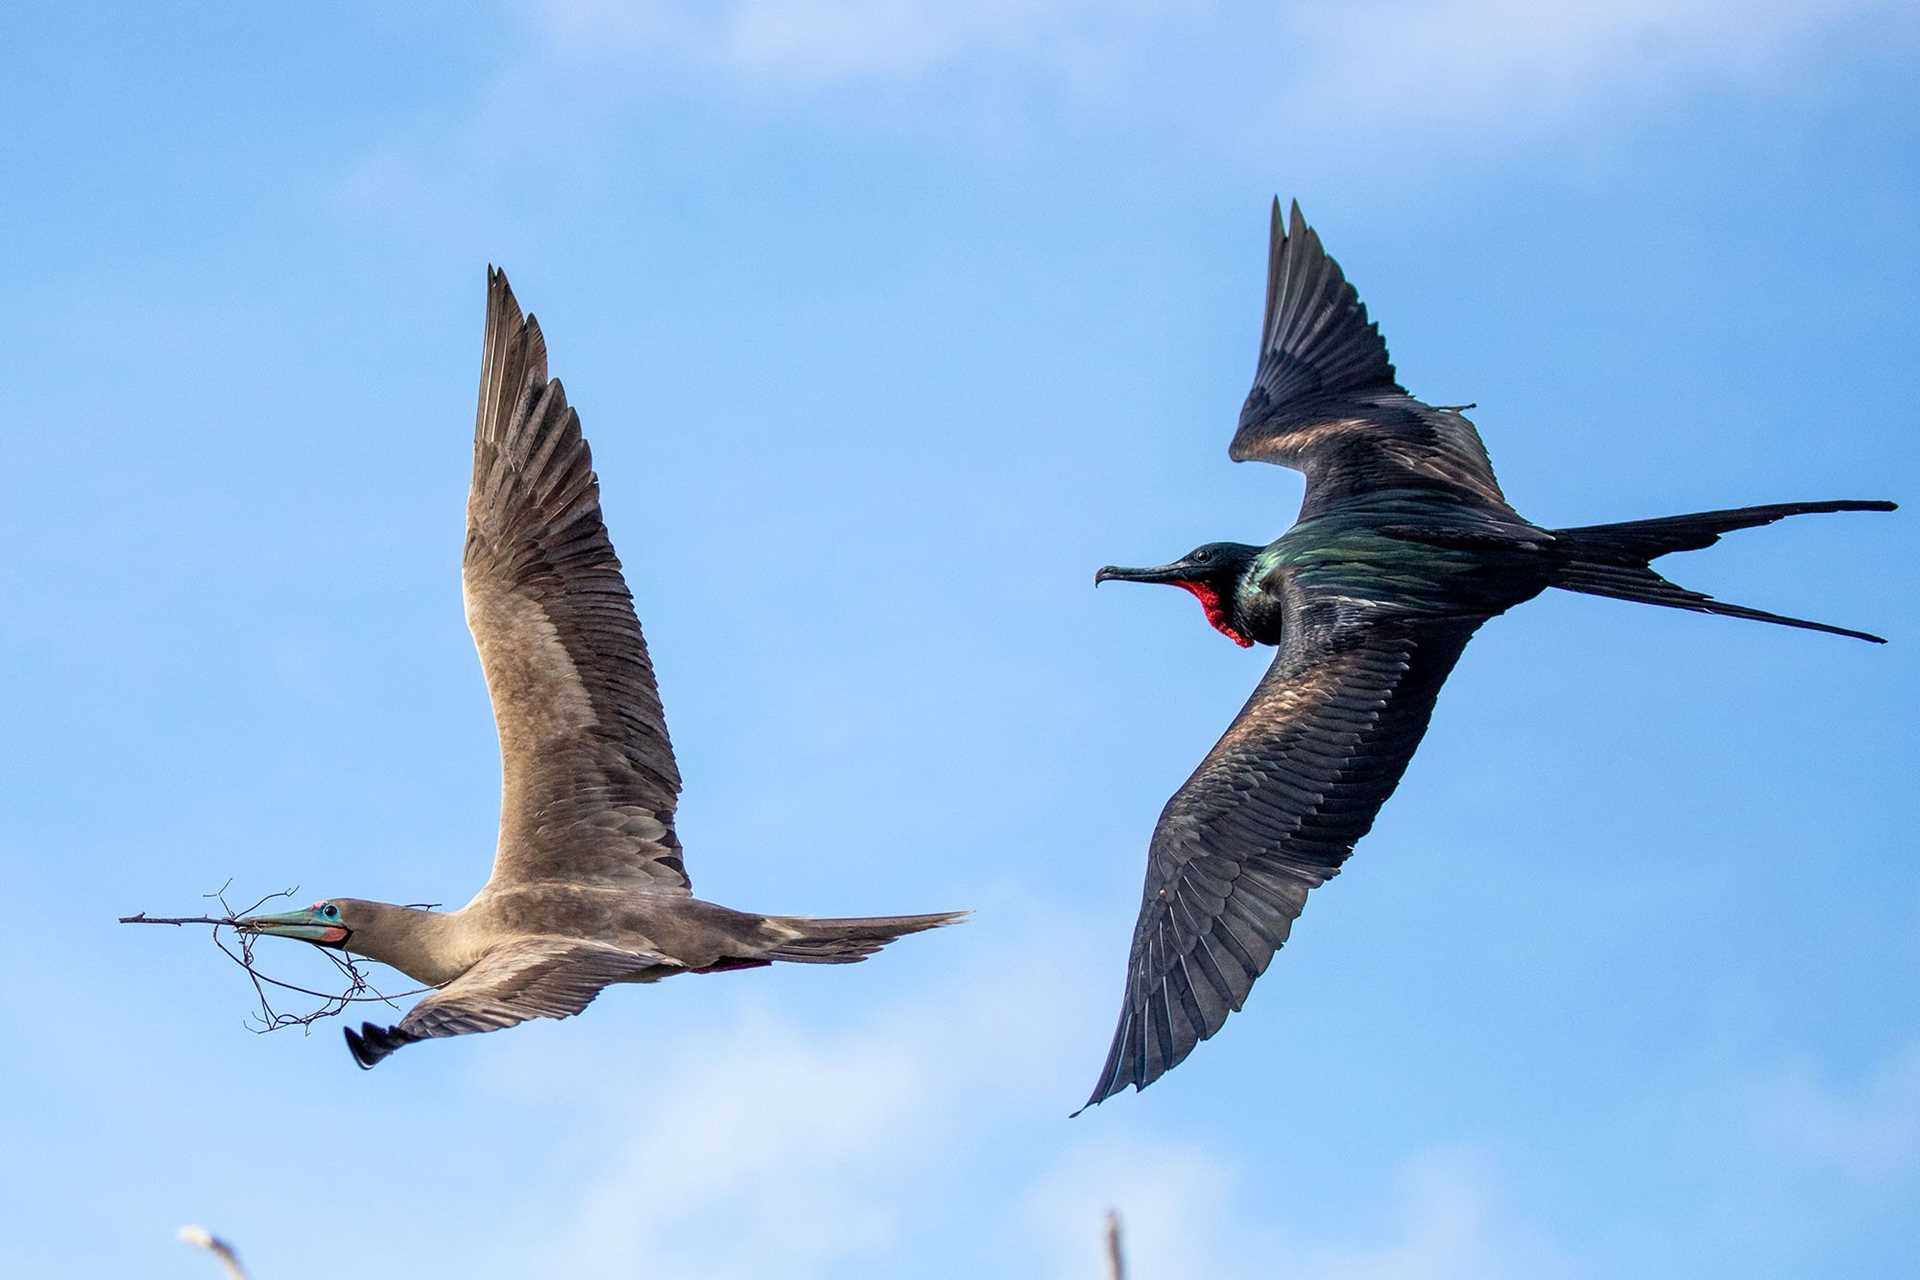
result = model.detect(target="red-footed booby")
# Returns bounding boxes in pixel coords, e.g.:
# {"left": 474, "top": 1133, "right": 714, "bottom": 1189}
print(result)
{"left": 240, "top": 270, "right": 963, "bottom": 1068}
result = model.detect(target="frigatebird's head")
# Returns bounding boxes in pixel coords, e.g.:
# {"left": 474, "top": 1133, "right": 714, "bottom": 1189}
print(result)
{"left": 237, "top": 899, "right": 357, "bottom": 948}
{"left": 1095, "top": 542, "right": 1262, "bottom": 646}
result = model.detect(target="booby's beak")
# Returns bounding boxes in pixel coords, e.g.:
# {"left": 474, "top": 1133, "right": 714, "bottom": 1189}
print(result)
{"left": 236, "top": 909, "right": 350, "bottom": 947}
{"left": 1095, "top": 561, "right": 1195, "bottom": 587}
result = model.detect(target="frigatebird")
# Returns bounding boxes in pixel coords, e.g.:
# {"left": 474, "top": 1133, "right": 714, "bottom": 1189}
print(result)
{"left": 238, "top": 270, "right": 962, "bottom": 1067}
{"left": 1081, "top": 200, "right": 1893, "bottom": 1108}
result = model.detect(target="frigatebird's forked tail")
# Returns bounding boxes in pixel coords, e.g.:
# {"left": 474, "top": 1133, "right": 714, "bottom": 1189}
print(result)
{"left": 1081, "top": 198, "right": 1893, "bottom": 1109}
{"left": 1549, "top": 500, "right": 1897, "bottom": 643}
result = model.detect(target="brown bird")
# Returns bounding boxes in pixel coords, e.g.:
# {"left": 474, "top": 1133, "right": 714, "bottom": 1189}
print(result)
{"left": 239, "top": 270, "right": 963, "bottom": 1067}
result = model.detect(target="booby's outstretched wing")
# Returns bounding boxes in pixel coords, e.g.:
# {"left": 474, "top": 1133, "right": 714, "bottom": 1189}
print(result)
{"left": 1231, "top": 200, "right": 1511, "bottom": 519}
{"left": 464, "top": 269, "right": 688, "bottom": 894}
{"left": 345, "top": 938, "right": 672, "bottom": 1068}
{"left": 1081, "top": 614, "right": 1480, "bottom": 1109}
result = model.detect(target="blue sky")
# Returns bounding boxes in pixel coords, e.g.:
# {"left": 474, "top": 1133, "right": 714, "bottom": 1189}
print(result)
{"left": 3, "top": 2, "right": 1916, "bottom": 1275}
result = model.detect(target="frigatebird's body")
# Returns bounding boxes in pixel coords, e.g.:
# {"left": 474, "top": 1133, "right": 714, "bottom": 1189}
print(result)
{"left": 1082, "top": 201, "right": 1893, "bottom": 1108}
{"left": 240, "top": 270, "right": 961, "bottom": 1067}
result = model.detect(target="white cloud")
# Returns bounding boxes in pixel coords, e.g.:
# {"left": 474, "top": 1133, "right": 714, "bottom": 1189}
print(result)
{"left": 1017, "top": 1135, "right": 1271, "bottom": 1280}
{"left": 1020, "top": 1140, "right": 1577, "bottom": 1280}
{"left": 479, "top": 927, "right": 1102, "bottom": 1278}
{"left": 1286, "top": 1146, "right": 1578, "bottom": 1280}
{"left": 517, "top": 0, "right": 1917, "bottom": 142}
{"left": 526, "top": 0, "right": 1149, "bottom": 100}
{"left": 1752, "top": 1039, "right": 1920, "bottom": 1179}
{"left": 334, "top": 0, "right": 1914, "bottom": 220}
{"left": 474, "top": 927, "right": 1577, "bottom": 1278}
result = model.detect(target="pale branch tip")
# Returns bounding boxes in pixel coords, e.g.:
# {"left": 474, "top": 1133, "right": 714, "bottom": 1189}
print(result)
{"left": 178, "top": 1226, "right": 249, "bottom": 1280}
{"left": 1105, "top": 1211, "right": 1127, "bottom": 1280}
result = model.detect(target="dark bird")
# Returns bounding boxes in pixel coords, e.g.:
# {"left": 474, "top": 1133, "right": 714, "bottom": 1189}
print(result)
{"left": 1081, "top": 200, "right": 1893, "bottom": 1109}
{"left": 238, "top": 270, "right": 963, "bottom": 1067}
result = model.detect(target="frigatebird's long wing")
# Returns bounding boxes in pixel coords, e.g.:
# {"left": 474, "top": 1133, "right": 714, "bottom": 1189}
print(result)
{"left": 464, "top": 270, "right": 688, "bottom": 893}
{"left": 1081, "top": 616, "right": 1480, "bottom": 1108}
{"left": 344, "top": 938, "right": 673, "bottom": 1068}
{"left": 1230, "top": 200, "right": 1511, "bottom": 519}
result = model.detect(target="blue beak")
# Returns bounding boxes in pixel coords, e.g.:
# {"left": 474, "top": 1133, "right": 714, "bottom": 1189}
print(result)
{"left": 236, "top": 908, "right": 350, "bottom": 946}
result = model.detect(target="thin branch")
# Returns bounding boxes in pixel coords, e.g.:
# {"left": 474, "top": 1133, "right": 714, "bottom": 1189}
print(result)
{"left": 1105, "top": 1211, "right": 1127, "bottom": 1280}
{"left": 120, "top": 882, "right": 431, "bottom": 1035}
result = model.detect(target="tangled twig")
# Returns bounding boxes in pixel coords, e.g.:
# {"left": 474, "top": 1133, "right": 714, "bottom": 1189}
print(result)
{"left": 119, "top": 881, "right": 432, "bottom": 1034}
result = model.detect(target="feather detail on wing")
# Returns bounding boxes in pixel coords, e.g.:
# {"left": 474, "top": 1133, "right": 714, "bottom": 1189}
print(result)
{"left": 464, "top": 268, "right": 688, "bottom": 893}
{"left": 344, "top": 938, "right": 672, "bottom": 1068}
{"left": 1081, "top": 618, "right": 1480, "bottom": 1109}
{"left": 1231, "top": 201, "right": 1509, "bottom": 518}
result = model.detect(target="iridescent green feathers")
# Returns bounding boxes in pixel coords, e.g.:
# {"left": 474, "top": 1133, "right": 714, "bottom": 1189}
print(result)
{"left": 1084, "top": 201, "right": 1893, "bottom": 1109}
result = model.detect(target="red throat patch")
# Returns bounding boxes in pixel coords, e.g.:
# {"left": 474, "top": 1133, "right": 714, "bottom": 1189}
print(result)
{"left": 1172, "top": 580, "right": 1252, "bottom": 647}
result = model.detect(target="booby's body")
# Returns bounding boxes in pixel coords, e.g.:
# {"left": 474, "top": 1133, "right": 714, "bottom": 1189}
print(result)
{"left": 296, "top": 890, "right": 781, "bottom": 991}
{"left": 241, "top": 271, "right": 961, "bottom": 1067}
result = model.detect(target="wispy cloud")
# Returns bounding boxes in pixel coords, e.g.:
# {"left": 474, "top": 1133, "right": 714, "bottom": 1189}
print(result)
{"left": 1021, "top": 1141, "right": 1577, "bottom": 1280}
{"left": 1287, "top": 1146, "right": 1578, "bottom": 1280}
{"left": 517, "top": 0, "right": 1916, "bottom": 141}
{"left": 1752, "top": 1038, "right": 1920, "bottom": 1179}
{"left": 334, "top": 0, "right": 1915, "bottom": 221}
{"left": 475, "top": 928, "right": 1577, "bottom": 1278}
{"left": 478, "top": 927, "right": 1101, "bottom": 1277}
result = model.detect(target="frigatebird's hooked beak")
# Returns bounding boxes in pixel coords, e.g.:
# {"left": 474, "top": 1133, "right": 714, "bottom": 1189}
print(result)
{"left": 236, "top": 906, "right": 350, "bottom": 947}
{"left": 1094, "top": 546, "right": 1257, "bottom": 647}
{"left": 1094, "top": 560, "right": 1197, "bottom": 586}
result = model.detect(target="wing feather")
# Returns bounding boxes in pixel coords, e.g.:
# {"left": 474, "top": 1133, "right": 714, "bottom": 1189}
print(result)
{"left": 464, "top": 269, "right": 687, "bottom": 893}
{"left": 344, "top": 938, "right": 672, "bottom": 1068}
{"left": 1082, "top": 618, "right": 1479, "bottom": 1108}
{"left": 1232, "top": 200, "right": 1509, "bottom": 517}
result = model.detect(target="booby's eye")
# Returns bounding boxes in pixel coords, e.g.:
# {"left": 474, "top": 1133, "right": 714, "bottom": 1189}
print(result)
{"left": 320, "top": 903, "right": 340, "bottom": 919}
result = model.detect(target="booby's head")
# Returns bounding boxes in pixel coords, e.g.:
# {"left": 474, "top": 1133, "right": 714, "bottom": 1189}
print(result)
{"left": 237, "top": 899, "right": 356, "bottom": 947}
{"left": 1095, "top": 542, "right": 1262, "bottom": 646}
{"left": 235, "top": 898, "right": 456, "bottom": 984}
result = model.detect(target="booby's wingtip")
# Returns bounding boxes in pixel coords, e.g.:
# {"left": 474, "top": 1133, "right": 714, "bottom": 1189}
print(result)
{"left": 343, "top": 1023, "right": 381, "bottom": 1070}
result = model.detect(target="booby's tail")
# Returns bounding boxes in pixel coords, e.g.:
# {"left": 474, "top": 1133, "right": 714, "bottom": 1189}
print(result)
{"left": 1548, "top": 500, "right": 1895, "bottom": 643}
{"left": 760, "top": 910, "right": 967, "bottom": 964}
